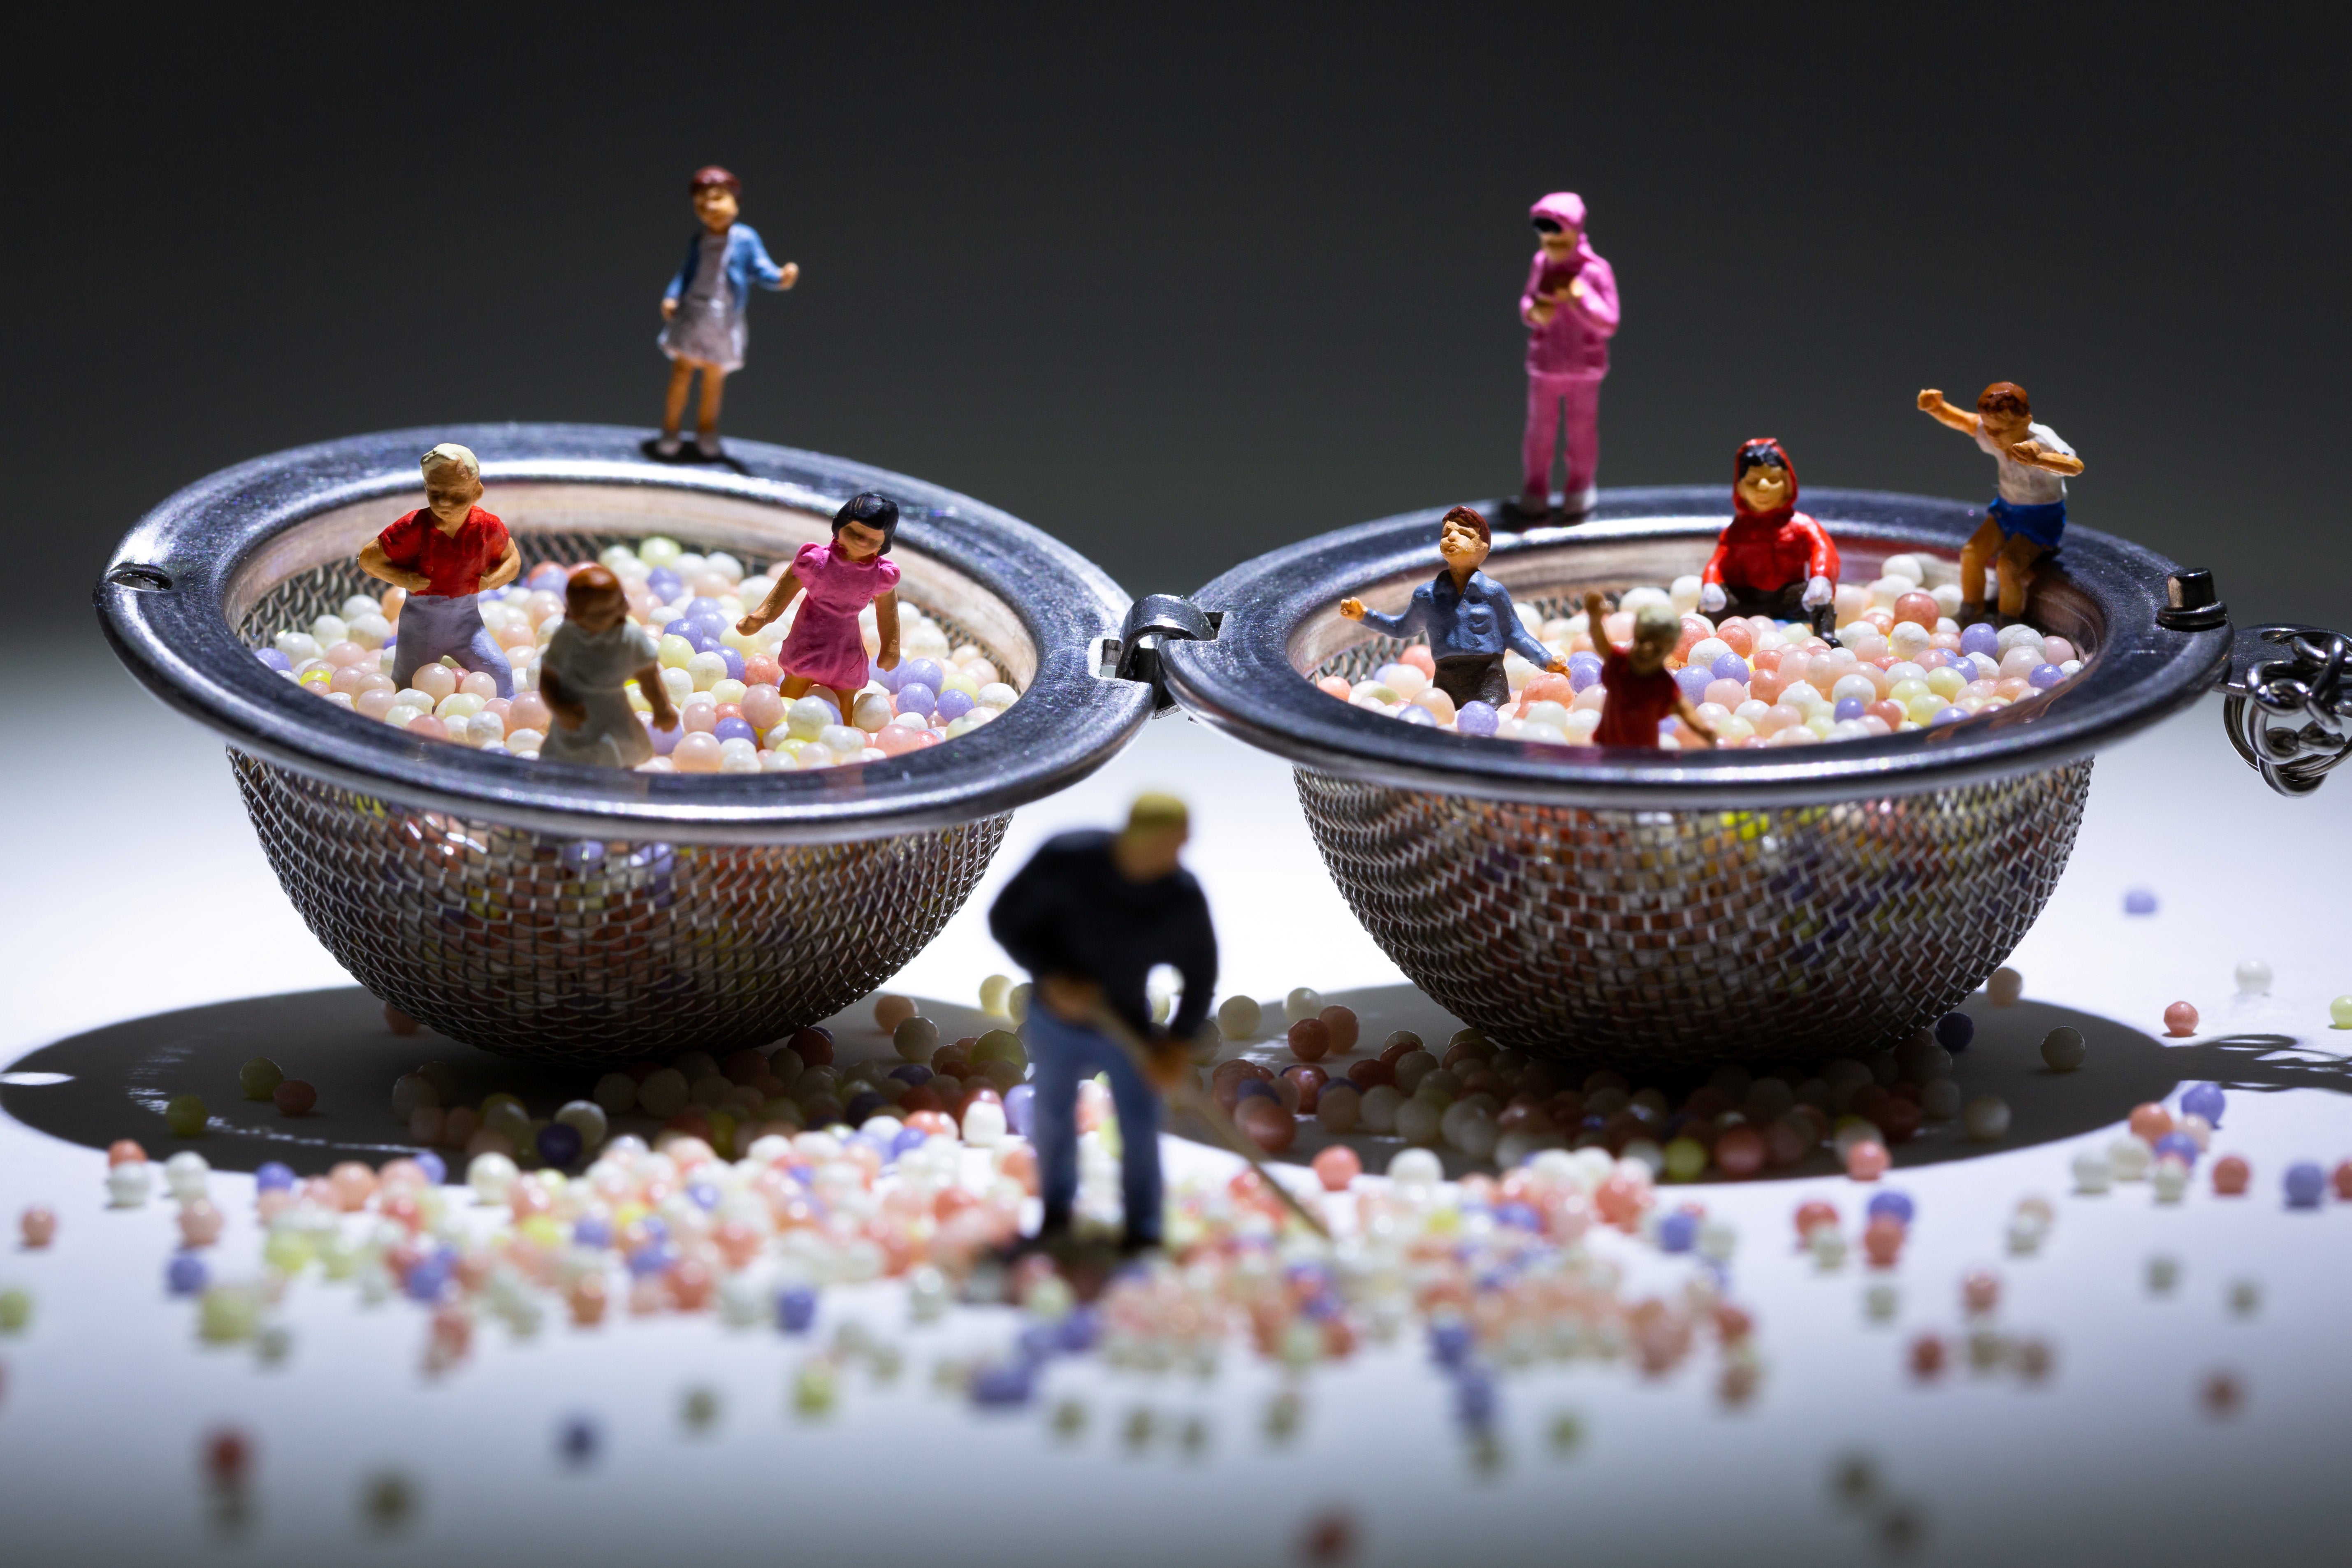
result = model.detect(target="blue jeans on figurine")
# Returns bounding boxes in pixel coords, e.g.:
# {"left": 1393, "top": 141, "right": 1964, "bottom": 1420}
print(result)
{"left": 1023, "top": 1007, "right": 1164, "bottom": 1246}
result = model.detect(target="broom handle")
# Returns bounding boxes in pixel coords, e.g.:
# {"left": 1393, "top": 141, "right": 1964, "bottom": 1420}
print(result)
{"left": 1088, "top": 1007, "right": 1331, "bottom": 1239}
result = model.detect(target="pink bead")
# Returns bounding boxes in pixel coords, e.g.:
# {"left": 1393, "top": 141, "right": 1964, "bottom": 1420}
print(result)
{"left": 326, "top": 640, "right": 371, "bottom": 668}
{"left": 743, "top": 654, "right": 782, "bottom": 687}
{"left": 874, "top": 726, "right": 927, "bottom": 758}
{"left": 329, "top": 1162, "right": 377, "bottom": 1211}
{"left": 1993, "top": 677, "right": 2032, "bottom": 701}
{"left": 1962, "top": 1268, "right": 2000, "bottom": 1315}
{"left": 1704, "top": 678, "right": 1748, "bottom": 709}
{"left": 1311, "top": 1145, "right": 1362, "bottom": 1191}
{"left": 355, "top": 689, "right": 397, "bottom": 721}
{"left": 1845, "top": 1141, "right": 1890, "bottom": 1181}
{"left": 108, "top": 1139, "right": 146, "bottom": 1167}
{"left": 1893, "top": 592, "right": 1939, "bottom": 630}
{"left": 329, "top": 664, "right": 373, "bottom": 696}
{"left": 179, "top": 1197, "right": 224, "bottom": 1247}
{"left": 2043, "top": 638, "right": 2075, "bottom": 663}
{"left": 21, "top": 1206, "right": 57, "bottom": 1248}
{"left": 741, "top": 685, "right": 784, "bottom": 732}
{"left": 1316, "top": 675, "right": 1351, "bottom": 700}
{"left": 506, "top": 692, "right": 552, "bottom": 733}
{"left": 1867, "top": 699, "right": 1907, "bottom": 728}
{"left": 672, "top": 733, "right": 723, "bottom": 772}
{"left": 404, "top": 715, "right": 448, "bottom": 742}
{"left": 1716, "top": 622, "right": 1756, "bottom": 656}
{"left": 682, "top": 706, "right": 719, "bottom": 734}
{"left": 1401, "top": 646, "right": 1437, "bottom": 677}
{"left": 2163, "top": 1001, "right": 2199, "bottom": 1037}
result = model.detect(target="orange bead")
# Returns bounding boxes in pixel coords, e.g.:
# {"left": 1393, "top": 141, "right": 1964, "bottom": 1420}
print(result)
{"left": 1794, "top": 1199, "right": 1839, "bottom": 1240}
{"left": 2162, "top": 1001, "right": 2200, "bottom": 1037}
{"left": 1962, "top": 1268, "right": 2001, "bottom": 1315}
{"left": 1311, "top": 1145, "right": 1362, "bottom": 1192}
{"left": 107, "top": 1139, "right": 147, "bottom": 1168}
{"left": 1316, "top": 1006, "right": 1360, "bottom": 1055}
{"left": 1863, "top": 1215, "right": 1905, "bottom": 1267}
{"left": 2128, "top": 1103, "right": 2174, "bottom": 1141}
{"left": 566, "top": 1273, "right": 608, "bottom": 1326}
{"left": 1287, "top": 1018, "right": 1330, "bottom": 1062}
{"left": 668, "top": 1258, "right": 714, "bottom": 1311}
{"left": 2211, "top": 1155, "right": 2251, "bottom": 1196}
{"left": 1845, "top": 1141, "right": 1890, "bottom": 1182}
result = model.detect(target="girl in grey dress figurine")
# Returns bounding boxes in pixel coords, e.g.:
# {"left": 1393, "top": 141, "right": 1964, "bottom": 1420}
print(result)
{"left": 656, "top": 165, "right": 799, "bottom": 459}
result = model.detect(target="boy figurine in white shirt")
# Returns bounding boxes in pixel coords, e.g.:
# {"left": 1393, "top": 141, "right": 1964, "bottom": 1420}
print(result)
{"left": 1916, "top": 381, "right": 2085, "bottom": 624}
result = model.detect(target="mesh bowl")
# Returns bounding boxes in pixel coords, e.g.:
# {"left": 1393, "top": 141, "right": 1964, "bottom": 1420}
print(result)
{"left": 1160, "top": 487, "right": 2234, "bottom": 1063}
{"left": 97, "top": 424, "right": 1150, "bottom": 1064}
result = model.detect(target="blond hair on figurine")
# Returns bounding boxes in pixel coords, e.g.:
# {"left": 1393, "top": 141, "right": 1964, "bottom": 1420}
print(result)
{"left": 419, "top": 442, "right": 481, "bottom": 481}
{"left": 1633, "top": 602, "right": 1681, "bottom": 645}
{"left": 1125, "top": 793, "right": 1189, "bottom": 835}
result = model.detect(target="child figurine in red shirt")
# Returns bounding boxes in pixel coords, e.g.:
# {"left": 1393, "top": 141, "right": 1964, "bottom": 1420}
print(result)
{"left": 1697, "top": 438, "right": 1840, "bottom": 638}
{"left": 357, "top": 443, "right": 523, "bottom": 696}
{"left": 1582, "top": 589, "right": 1717, "bottom": 749}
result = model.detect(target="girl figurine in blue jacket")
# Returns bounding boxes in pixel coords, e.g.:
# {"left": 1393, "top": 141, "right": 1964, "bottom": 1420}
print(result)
{"left": 656, "top": 165, "right": 799, "bottom": 459}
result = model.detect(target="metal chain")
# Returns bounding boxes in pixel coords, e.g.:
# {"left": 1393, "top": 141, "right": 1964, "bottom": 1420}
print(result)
{"left": 2225, "top": 628, "right": 2352, "bottom": 796}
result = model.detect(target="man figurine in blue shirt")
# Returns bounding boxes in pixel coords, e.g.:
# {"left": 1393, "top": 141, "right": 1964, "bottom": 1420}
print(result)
{"left": 1339, "top": 505, "right": 1569, "bottom": 710}
{"left": 654, "top": 165, "right": 800, "bottom": 459}
{"left": 988, "top": 794, "right": 1217, "bottom": 1256}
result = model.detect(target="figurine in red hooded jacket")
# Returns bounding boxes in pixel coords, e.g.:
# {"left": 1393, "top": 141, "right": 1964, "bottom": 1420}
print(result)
{"left": 1699, "top": 438, "right": 1840, "bottom": 636}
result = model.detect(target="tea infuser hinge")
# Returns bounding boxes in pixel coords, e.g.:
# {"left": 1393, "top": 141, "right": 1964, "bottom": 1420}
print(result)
{"left": 2157, "top": 567, "right": 2229, "bottom": 631}
{"left": 2223, "top": 622, "right": 2351, "bottom": 797}
{"left": 1109, "top": 594, "right": 1219, "bottom": 715}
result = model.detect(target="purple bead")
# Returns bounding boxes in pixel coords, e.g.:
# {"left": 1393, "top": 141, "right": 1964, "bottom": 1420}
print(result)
{"left": 888, "top": 1062, "right": 932, "bottom": 1086}
{"left": 843, "top": 1090, "right": 886, "bottom": 1125}
{"left": 1456, "top": 700, "right": 1499, "bottom": 738}
{"left": 691, "top": 612, "right": 731, "bottom": 642}
{"left": 1396, "top": 704, "right": 1436, "bottom": 726}
{"left": 2180, "top": 1083, "right": 2225, "bottom": 1126}
{"left": 687, "top": 632, "right": 720, "bottom": 655}
{"left": 536, "top": 1123, "right": 584, "bottom": 1168}
{"left": 557, "top": 1413, "right": 601, "bottom": 1468}
{"left": 626, "top": 1242, "right": 677, "bottom": 1278}
{"left": 713, "top": 717, "right": 755, "bottom": 744}
{"left": 527, "top": 562, "right": 569, "bottom": 592}
{"left": 256, "top": 649, "right": 292, "bottom": 672}
{"left": 167, "top": 1255, "right": 209, "bottom": 1295}
{"left": 1657, "top": 1211, "right": 1698, "bottom": 1253}
{"left": 645, "top": 567, "right": 683, "bottom": 601}
{"left": 870, "top": 659, "right": 904, "bottom": 693}
{"left": 900, "top": 659, "right": 943, "bottom": 694}
{"left": 687, "top": 597, "right": 722, "bottom": 619}
{"left": 1674, "top": 666, "right": 1712, "bottom": 703}
{"left": 1960, "top": 622, "right": 2000, "bottom": 657}
{"left": 1867, "top": 1190, "right": 1915, "bottom": 1224}
{"left": 895, "top": 683, "right": 937, "bottom": 719}
{"left": 776, "top": 1285, "right": 818, "bottom": 1333}
{"left": 1931, "top": 706, "right": 1968, "bottom": 726}
{"left": 2285, "top": 1162, "right": 2326, "bottom": 1208}
{"left": 1711, "top": 652, "right": 1751, "bottom": 682}
{"left": 572, "top": 1216, "right": 612, "bottom": 1248}
{"left": 935, "top": 689, "right": 975, "bottom": 722}
{"left": 2028, "top": 663, "right": 2066, "bottom": 690}
{"left": 2154, "top": 1132, "right": 2200, "bottom": 1167}
{"left": 648, "top": 717, "right": 682, "bottom": 756}
{"left": 663, "top": 618, "right": 695, "bottom": 640}
{"left": 1004, "top": 1082, "right": 1036, "bottom": 1137}
{"left": 1835, "top": 697, "right": 1865, "bottom": 721}
{"left": 2123, "top": 888, "right": 2158, "bottom": 916}
{"left": 1428, "top": 1319, "right": 1473, "bottom": 1367}
{"left": 415, "top": 1151, "right": 447, "bottom": 1185}
{"left": 255, "top": 1162, "right": 295, "bottom": 1192}
{"left": 1935, "top": 1011, "right": 1974, "bottom": 1052}
{"left": 889, "top": 1125, "right": 929, "bottom": 1160}
{"left": 970, "top": 1360, "right": 1035, "bottom": 1407}
{"left": 1567, "top": 652, "right": 1604, "bottom": 691}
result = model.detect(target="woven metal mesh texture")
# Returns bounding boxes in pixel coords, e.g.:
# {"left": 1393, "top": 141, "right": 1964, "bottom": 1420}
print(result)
{"left": 228, "top": 531, "right": 1018, "bottom": 1065}
{"left": 1295, "top": 761, "right": 2092, "bottom": 1063}
{"left": 234, "top": 752, "right": 1007, "bottom": 1064}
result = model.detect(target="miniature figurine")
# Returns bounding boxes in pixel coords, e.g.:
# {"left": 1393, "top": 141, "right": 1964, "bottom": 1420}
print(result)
{"left": 1512, "top": 192, "right": 1619, "bottom": 522}
{"left": 536, "top": 565, "right": 679, "bottom": 768}
{"left": 1582, "top": 589, "right": 1718, "bottom": 749}
{"left": 656, "top": 166, "right": 799, "bottom": 459}
{"left": 1698, "top": 438, "right": 1840, "bottom": 637}
{"left": 357, "top": 443, "right": 522, "bottom": 696}
{"left": 1916, "top": 383, "right": 2082, "bottom": 623}
{"left": 988, "top": 794, "right": 1218, "bottom": 1253}
{"left": 735, "top": 492, "right": 903, "bottom": 721}
{"left": 1340, "top": 505, "right": 1568, "bottom": 709}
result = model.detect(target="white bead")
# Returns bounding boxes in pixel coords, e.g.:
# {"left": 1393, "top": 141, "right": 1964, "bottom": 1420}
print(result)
{"left": 164, "top": 1150, "right": 211, "bottom": 1200}
{"left": 2071, "top": 1148, "right": 2111, "bottom": 1193}
{"left": 1284, "top": 987, "right": 1322, "bottom": 1023}
{"left": 2108, "top": 1134, "right": 2153, "bottom": 1180}
{"left": 107, "top": 1163, "right": 152, "bottom": 1207}
{"left": 2234, "top": 958, "right": 2273, "bottom": 995}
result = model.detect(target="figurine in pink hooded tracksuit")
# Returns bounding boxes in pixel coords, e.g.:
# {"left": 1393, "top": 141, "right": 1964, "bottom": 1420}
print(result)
{"left": 1513, "top": 192, "right": 1619, "bottom": 522}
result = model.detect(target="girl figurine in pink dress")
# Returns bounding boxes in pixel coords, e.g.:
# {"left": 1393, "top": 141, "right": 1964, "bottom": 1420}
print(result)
{"left": 736, "top": 492, "right": 903, "bottom": 719}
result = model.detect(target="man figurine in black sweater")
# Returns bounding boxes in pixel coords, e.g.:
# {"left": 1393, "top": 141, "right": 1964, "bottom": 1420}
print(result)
{"left": 988, "top": 793, "right": 1218, "bottom": 1253}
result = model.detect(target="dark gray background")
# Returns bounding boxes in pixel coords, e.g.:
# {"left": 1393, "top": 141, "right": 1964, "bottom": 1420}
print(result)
{"left": 8, "top": 9, "right": 2346, "bottom": 632}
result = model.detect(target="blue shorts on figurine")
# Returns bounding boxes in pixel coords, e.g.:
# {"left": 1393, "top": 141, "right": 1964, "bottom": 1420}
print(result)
{"left": 1988, "top": 496, "right": 2067, "bottom": 552}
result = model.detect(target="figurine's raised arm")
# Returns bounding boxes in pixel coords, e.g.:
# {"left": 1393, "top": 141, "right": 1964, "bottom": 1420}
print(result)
{"left": 1917, "top": 387, "right": 1980, "bottom": 434}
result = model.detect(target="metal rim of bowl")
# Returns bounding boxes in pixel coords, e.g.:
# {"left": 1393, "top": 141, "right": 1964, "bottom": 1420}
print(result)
{"left": 95, "top": 423, "right": 1152, "bottom": 844}
{"left": 1162, "top": 485, "right": 2235, "bottom": 809}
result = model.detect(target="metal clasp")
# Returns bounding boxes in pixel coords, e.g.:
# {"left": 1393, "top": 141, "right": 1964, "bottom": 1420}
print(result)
{"left": 2223, "top": 622, "right": 2350, "bottom": 796}
{"left": 1105, "top": 594, "right": 1220, "bottom": 715}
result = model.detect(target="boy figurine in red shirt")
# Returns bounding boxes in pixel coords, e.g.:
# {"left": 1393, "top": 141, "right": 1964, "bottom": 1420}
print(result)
{"left": 1582, "top": 589, "right": 1717, "bottom": 749}
{"left": 358, "top": 443, "right": 523, "bottom": 697}
{"left": 1696, "top": 438, "right": 1839, "bottom": 638}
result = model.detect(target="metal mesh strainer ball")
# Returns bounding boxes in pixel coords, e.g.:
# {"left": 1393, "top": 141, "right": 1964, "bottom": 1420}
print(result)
{"left": 98, "top": 425, "right": 1149, "bottom": 1064}
{"left": 1159, "top": 487, "right": 2236, "bottom": 1063}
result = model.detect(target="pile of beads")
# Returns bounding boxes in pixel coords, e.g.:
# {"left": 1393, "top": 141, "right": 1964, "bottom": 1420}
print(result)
{"left": 1222, "top": 1000, "right": 1986, "bottom": 1182}
{"left": 255, "top": 534, "right": 1020, "bottom": 770}
{"left": 1320, "top": 557, "right": 2085, "bottom": 749}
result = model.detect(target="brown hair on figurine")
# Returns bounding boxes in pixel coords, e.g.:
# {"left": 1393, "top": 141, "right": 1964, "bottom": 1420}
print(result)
{"left": 689, "top": 165, "right": 741, "bottom": 195}
{"left": 565, "top": 563, "right": 624, "bottom": 614}
{"left": 1440, "top": 504, "right": 1491, "bottom": 546}
{"left": 1976, "top": 382, "right": 2031, "bottom": 418}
